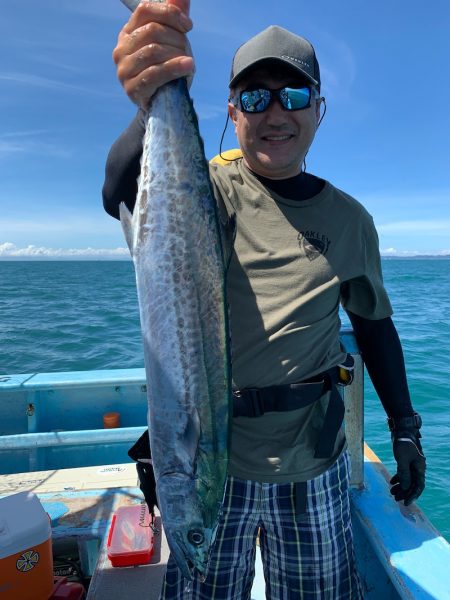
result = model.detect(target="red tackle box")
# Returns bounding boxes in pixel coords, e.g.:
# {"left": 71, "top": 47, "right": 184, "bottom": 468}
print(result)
{"left": 107, "top": 503, "right": 154, "bottom": 567}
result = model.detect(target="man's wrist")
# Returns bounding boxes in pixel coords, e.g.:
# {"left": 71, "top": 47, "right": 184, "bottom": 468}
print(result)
{"left": 387, "top": 412, "right": 422, "bottom": 432}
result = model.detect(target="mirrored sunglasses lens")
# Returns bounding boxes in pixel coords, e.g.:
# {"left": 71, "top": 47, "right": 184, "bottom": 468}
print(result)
{"left": 281, "top": 87, "right": 311, "bottom": 110}
{"left": 241, "top": 89, "right": 271, "bottom": 112}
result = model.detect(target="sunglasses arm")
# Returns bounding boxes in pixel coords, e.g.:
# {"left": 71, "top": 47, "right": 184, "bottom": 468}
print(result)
{"left": 317, "top": 96, "right": 327, "bottom": 128}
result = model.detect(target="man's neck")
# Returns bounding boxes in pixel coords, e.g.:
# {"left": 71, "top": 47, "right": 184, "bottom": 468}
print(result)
{"left": 250, "top": 170, "right": 324, "bottom": 201}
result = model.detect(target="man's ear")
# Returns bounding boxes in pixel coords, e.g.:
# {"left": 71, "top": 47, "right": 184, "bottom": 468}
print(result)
{"left": 228, "top": 102, "right": 238, "bottom": 125}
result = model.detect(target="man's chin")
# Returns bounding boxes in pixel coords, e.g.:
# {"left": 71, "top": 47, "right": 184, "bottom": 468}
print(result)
{"left": 247, "top": 153, "right": 300, "bottom": 179}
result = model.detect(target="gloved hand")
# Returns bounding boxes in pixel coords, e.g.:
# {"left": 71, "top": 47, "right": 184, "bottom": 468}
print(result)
{"left": 388, "top": 413, "right": 426, "bottom": 506}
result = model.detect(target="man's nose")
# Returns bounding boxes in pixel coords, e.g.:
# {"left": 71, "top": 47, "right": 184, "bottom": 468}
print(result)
{"left": 264, "top": 98, "right": 289, "bottom": 124}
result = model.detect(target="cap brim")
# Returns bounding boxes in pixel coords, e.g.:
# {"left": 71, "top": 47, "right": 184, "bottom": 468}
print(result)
{"left": 229, "top": 57, "right": 319, "bottom": 88}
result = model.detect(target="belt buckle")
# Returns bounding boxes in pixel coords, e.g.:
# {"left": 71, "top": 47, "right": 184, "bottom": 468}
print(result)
{"left": 248, "top": 388, "right": 264, "bottom": 417}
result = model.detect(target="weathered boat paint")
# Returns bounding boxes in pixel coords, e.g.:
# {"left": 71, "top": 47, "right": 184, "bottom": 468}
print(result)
{"left": 118, "top": 0, "right": 231, "bottom": 581}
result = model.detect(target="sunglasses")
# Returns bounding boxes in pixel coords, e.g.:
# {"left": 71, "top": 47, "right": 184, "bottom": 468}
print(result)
{"left": 232, "top": 86, "right": 318, "bottom": 113}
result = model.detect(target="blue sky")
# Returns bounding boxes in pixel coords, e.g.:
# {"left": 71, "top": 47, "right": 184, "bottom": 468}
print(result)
{"left": 1, "top": 0, "right": 449, "bottom": 258}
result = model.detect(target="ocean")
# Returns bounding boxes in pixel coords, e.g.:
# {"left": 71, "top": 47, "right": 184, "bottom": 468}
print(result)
{"left": 1, "top": 259, "right": 449, "bottom": 540}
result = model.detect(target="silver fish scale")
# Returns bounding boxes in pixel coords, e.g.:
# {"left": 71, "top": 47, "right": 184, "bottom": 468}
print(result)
{"left": 120, "top": 71, "right": 230, "bottom": 581}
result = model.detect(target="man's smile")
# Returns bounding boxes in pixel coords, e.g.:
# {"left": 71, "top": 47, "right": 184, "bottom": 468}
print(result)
{"left": 261, "top": 133, "right": 295, "bottom": 143}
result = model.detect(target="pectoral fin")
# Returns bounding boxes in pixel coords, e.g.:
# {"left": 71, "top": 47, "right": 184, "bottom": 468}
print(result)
{"left": 120, "top": 0, "right": 141, "bottom": 12}
{"left": 119, "top": 201, "right": 134, "bottom": 254}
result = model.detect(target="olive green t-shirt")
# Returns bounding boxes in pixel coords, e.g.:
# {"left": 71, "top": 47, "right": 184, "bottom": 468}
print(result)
{"left": 209, "top": 159, "right": 392, "bottom": 483}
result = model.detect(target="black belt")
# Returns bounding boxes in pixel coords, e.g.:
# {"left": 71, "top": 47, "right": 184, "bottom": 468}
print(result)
{"left": 232, "top": 365, "right": 347, "bottom": 460}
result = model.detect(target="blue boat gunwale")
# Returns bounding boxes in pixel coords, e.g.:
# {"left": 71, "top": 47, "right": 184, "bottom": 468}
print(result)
{"left": 0, "top": 330, "right": 358, "bottom": 391}
{"left": 0, "top": 367, "right": 147, "bottom": 390}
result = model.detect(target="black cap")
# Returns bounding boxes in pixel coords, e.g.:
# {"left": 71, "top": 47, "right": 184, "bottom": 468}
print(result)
{"left": 229, "top": 26, "right": 320, "bottom": 89}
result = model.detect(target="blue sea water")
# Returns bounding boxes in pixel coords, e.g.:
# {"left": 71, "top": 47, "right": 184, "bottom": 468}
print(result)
{"left": 1, "top": 259, "right": 449, "bottom": 540}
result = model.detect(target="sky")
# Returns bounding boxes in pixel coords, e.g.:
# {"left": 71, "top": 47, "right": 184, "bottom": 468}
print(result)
{"left": 1, "top": 0, "right": 449, "bottom": 259}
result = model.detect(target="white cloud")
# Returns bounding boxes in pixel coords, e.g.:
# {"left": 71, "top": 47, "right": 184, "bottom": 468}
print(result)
{"left": 0, "top": 242, "right": 130, "bottom": 260}
{"left": 2, "top": 242, "right": 447, "bottom": 261}
{"left": 0, "top": 131, "right": 70, "bottom": 158}
{"left": 381, "top": 248, "right": 421, "bottom": 256}
{"left": 381, "top": 247, "right": 450, "bottom": 257}
{"left": 194, "top": 103, "right": 227, "bottom": 121}
{"left": 0, "top": 72, "right": 115, "bottom": 98}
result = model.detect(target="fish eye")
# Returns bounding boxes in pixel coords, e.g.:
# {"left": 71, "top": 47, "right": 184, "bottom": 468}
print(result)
{"left": 188, "top": 529, "right": 205, "bottom": 546}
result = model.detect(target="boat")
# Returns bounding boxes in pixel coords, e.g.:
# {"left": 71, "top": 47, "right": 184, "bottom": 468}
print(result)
{"left": 1, "top": 330, "right": 449, "bottom": 599}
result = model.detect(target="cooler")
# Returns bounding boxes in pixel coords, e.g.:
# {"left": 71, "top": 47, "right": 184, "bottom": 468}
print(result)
{"left": 0, "top": 491, "right": 53, "bottom": 600}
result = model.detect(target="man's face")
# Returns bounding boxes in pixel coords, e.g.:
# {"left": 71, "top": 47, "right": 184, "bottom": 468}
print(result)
{"left": 228, "top": 66, "right": 321, "bottom": 179}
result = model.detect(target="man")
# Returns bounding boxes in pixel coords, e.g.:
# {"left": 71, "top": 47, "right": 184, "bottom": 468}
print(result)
{"left": 103, "top": 2, "right": 426, "bottom": 598}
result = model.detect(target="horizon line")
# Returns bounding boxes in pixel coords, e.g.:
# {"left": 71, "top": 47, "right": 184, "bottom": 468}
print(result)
{"left": 1, "top": 242, "right": 450, "bottom": 260}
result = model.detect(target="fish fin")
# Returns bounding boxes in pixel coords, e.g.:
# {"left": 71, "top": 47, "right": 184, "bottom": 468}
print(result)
{"left": 121, "top": 0, "right": 165, "bottom": 11}
{"left": 119, "top": 202, "right": 134, "bottom": 254}
{"left": 120, "top": 0, "right": 141, "bottom": 12}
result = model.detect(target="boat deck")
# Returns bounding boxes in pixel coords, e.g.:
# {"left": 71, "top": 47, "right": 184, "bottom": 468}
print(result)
{"left": 2, "top": 451, "right": 450, "bottom": 599}
{"left": 0, "top": 463, "right": 266, "bottom": 599}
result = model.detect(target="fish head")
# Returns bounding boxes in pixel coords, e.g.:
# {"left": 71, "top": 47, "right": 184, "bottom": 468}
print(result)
{"left": 165, "top": 525, "right": 214, "bottom": 582}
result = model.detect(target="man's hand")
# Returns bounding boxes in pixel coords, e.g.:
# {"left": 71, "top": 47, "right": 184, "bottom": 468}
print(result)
{"left": 113, "top": 0, "right": 194, "bottom": 109}
{"left": 389, "top": 415, "right": 426, "bottom": 506}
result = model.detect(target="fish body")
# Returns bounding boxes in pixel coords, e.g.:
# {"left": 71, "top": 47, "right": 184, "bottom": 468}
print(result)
{"left": 119, "top": 1, "right": 231, "bottom": 580}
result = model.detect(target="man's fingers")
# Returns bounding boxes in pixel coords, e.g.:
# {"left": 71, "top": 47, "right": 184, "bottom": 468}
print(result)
{"left": 396, "top": 465, "right": 412, "bottom": 490}
{"left": 403, "top": 479, "right": 425, "bottom": 506}
{"left": 390, "top": 462, "right": 426, "bottom": 506}
{"left": 113, "top": 0, "right": 194, "bottom": 108}
{"left": 167, "top": 0, "right": 191, "bottom": 17}
{"left": 390, "top": 473, "right": 399, "bottom": 486}
{"left": 116, "top": 40, "right": 190, "bottom": 83}
{"left": 116, "top": 21, "right": 190, "bottom": 65}
{"left": 123, "top": 56, "right": 194, "bottom": 107}
{"left": 405, "top": 462, "right": 426, "bottom": 503}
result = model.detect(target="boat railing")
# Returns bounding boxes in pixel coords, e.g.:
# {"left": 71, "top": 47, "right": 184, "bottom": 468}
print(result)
{"left": 340, "top": 328, "right": 364, "bottom": 487}
{"left": 0, "top": 329, "right": 365, "bottom": 485}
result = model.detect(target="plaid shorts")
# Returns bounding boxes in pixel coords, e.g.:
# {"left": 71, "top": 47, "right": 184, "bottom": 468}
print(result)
{"left": 160, "top": 451, "right": 363, "bottom": 599}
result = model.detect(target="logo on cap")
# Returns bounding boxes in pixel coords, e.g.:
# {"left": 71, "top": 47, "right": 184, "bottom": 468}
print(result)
{"left": 281, "top": 55, "right": 311, "bottom": 70}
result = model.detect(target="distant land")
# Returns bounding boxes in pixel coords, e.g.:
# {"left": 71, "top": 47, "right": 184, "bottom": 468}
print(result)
{"left": 0, "top": 256, "right": 131, "bottom": 261}
{"left": 0, "top": 254, "right": 450, "bottom": 261}
{"left": 0, "top": 242, "right": 449, "bottom": 261}
{"left": 382, "top": 254, "right": 450, "bottom": 260}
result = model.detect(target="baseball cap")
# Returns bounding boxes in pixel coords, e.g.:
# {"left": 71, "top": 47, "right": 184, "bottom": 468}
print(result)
{"left": 229, "top": 25, "right": 320, "bottom": 89}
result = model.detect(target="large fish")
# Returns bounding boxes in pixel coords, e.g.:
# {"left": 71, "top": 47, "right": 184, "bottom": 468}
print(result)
{"left": 119, "top": 0, "right": 231, "bottom": 581}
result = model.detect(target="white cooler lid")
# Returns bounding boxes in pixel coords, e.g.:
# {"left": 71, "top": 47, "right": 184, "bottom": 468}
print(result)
{"left": 0, "top": 491, "right": 51, "bottom": 559}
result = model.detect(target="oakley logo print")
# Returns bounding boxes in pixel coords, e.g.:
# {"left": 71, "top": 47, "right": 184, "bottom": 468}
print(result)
{"left": 281, "top": 55, "right": 311, "bottom": 69}
{"left": 298, "top": 231, "right": 331, "bottom": 261}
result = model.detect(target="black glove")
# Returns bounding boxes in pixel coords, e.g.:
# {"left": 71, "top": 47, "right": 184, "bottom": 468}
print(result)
{"left": 388, "top": 413, "right": 426, "bottom": 506}
{"left": 128, "top": 430, "right": 159, "bottom": 516}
